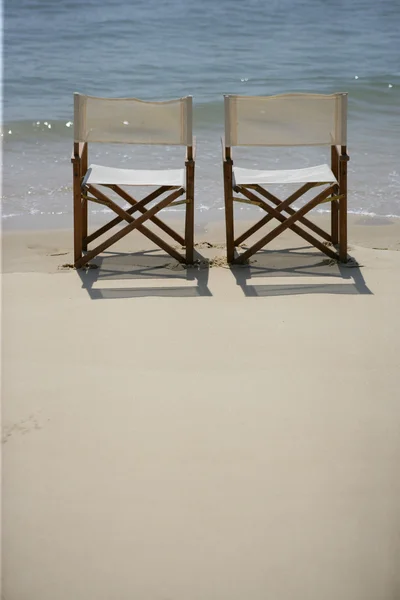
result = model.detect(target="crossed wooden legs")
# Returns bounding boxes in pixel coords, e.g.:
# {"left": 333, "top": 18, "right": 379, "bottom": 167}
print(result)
{"left": 223, "top": 159, "right": 348, "bottom": 264}
{"left": 72, "top": 163, "right": 195, "bottom": 268}
{"left": 72, "top": 145, "right": 347, "bottom": 268}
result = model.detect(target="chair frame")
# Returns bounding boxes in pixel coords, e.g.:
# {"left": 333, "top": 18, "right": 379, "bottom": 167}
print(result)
{"left": 222, "top": 94, "right": 350, "bottom": 264}
{"left": 71, "top": 96, "right": 195, "bottom": 269}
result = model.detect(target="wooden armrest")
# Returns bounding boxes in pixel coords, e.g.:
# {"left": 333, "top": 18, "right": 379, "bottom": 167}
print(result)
{"left": 71, "top": 142, "right": 86, "bottom": 163}
{"left": 186, "top": 137, "right": 196, "bottom": 161}
{"left": 221, "top": 137, "right": 232, "bottom": 161}
{"left": 335, "top": 145, "right": 350, "bottom": 161}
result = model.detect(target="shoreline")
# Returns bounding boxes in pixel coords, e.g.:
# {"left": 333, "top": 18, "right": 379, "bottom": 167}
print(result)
{"left": 2, "top": 210, "right": 400, "bottom": 232}
{"left": 2, "top": 213, "right": 399, "bottom": 274}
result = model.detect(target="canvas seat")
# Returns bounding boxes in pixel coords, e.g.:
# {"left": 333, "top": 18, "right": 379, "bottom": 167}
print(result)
{"left": 71, "top": 94, "right": 195, "bottom": 268}
{"left": 222, "top": 93, "right": 349, "bottom": 263}
{"left": 83, "top": 164, "right": 185, "bottom": 187}
{"left": 232, "top": 164, "right": 337, "bottom": 186}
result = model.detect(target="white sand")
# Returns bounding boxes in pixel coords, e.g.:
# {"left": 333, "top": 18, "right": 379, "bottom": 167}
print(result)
{"left": 2, "top": 216, "right": 400, "bottom": 599}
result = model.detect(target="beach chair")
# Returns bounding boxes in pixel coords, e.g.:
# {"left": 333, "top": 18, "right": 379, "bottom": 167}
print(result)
{"left": 71, "top": 94, "right": 195, "bottom": 268}
{"left": 222, "top": 93, "right": 349, "bottom": 263}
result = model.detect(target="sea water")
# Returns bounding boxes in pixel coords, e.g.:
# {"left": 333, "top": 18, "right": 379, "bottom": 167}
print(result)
{"left": 2, "top": 0, "right": 400, "bottom": 229}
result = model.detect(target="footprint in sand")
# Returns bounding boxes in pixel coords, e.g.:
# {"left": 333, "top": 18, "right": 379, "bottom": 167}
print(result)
{"left": 2, "top": 411, "right": 49, "bottom": 444}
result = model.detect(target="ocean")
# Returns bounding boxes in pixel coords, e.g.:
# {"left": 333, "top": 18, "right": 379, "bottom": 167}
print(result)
{"left": 2, "top": 0, "right": 400, "bottom": 230}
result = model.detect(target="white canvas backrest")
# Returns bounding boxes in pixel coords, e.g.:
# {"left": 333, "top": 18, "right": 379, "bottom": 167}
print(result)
{"left": 224, "top": 93, "right": 347, "bottom": 147}
{"left": 74, "top": 94, "right": 192, "bottom": 145}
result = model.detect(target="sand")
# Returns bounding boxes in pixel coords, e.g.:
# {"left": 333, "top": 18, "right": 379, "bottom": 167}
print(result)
{"left": 2, "top": 215, "right": 400, "bottom": 599}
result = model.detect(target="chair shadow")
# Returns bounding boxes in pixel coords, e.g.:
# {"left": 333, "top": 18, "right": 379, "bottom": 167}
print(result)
{"left": 77, "top": 249, "right": 212, "bottom": 299}
{"left": 230, "top": 246, "right": 372, "bottom": 297}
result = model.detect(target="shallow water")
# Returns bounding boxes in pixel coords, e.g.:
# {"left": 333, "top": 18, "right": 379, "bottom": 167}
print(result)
{"left": 2, "top": 0, "right": 400, "bottom": 228}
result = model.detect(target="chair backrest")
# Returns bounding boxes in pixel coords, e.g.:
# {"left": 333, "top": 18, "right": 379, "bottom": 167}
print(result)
{"left": 224, "top": 93, "right": 347, "bottom": 147}
{"left": 74, "top": 93, "right": 192, "bottom": 146}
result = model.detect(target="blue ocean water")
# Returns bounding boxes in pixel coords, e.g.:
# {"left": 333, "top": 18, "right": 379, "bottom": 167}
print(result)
{"left": 2, "top": 0, "right": 400, "bottom": 228}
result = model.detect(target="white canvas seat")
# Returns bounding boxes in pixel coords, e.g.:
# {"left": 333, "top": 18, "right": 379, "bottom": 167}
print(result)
{"left": 233, "top": 164, "right": 338, "bottom": 186}
{"left": 71, "top": 94, "right": 195, "bottom": 268}
{"left": 222, "top": 93, "right": 349, "bottom": 263}
{"left": 83, "top": 164, "right": 185, "bottom": 187}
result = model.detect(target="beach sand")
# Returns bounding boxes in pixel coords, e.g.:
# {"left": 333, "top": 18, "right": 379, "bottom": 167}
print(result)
{"left": 2, "top": 214, "right": 400, "bottom": 599}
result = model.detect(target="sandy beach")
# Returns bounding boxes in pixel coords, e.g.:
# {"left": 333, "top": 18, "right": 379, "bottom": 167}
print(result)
{"left": 2, "top": 214, "right": 400, "bottom": 599}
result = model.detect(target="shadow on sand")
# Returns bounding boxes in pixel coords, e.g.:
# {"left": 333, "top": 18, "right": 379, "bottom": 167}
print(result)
{"left": 230, "top": 245, "right": 372, "bottom": 297}
{"left": 76, "top": 248, "right": 212, "bottom": 299}
{"left": 76, "top": 244, "right": 372, "bottom": 299}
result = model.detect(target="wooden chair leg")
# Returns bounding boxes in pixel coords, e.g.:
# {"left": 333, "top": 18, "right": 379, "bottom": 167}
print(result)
{"left": 72, "top": 159, "right": 83, "bottom": 266}
{"left": 331, "top": 199, "right": 339, "bottom": 245}
{"left": 224, "top": 160, "right": 234, "bottom": 263}
{"left": 330, "top": 145, "right": 339, "bottom": 245}
{"left": 81, "top": 142, "right": 88, "bottom": 251}
{"left": 339, "top": 197, "right": 347, "bottom": 262}
{"left": 185, "top": 160, "right": 195, "bottom": 264}
{"left": 82, "top": 197, "right": 88, "bottom": 251}
{"left": 339, "top": 148, "right": 348, "bottom": 262}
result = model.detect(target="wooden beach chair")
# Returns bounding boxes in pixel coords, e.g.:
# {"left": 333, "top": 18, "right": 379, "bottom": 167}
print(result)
{"left": 71, "top": 94, "right": 195, "bottom": 268}
{"left": 222, "top": 93, "right": 349, "bottom": 263}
